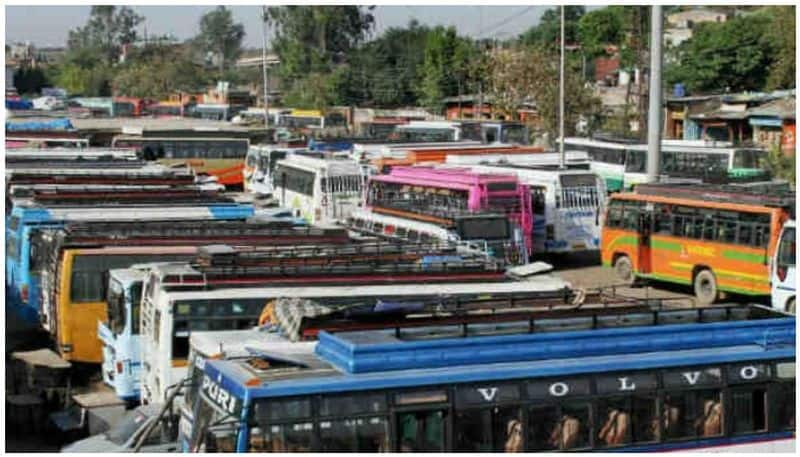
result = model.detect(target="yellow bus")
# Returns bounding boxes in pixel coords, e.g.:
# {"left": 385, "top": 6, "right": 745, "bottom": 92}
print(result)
{"left": 111, "top": 135, "right": 250, "bottom": 187}
{"left": 601, "top": 183, "right": 793, "bottom": 305}
{"left": 41, "top": 245, "right": 197, "bottom": 363}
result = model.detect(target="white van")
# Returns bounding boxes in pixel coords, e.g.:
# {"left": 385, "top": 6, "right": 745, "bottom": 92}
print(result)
{"left": 772, "top": 219, "right": 795, "bottom": 313}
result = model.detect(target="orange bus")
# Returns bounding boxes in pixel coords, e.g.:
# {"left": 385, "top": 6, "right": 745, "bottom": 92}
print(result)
{"left": 371, "top": 145, "right": 545, "bottom": 173}
{"left": 601, "top": 183, "right": 793, "bottom": 304}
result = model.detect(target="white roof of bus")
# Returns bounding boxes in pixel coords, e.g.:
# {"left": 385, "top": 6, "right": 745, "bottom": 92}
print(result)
{"left": 398, "top": 121, "right": 460, "bottom": 129}
{"left": 190, "top": 329, "right": 316, "bottom": 359}
{"left": 276, "top": 154, "right": 362, "bottom": 175}
{"left": 349, "top": 208, "right": 453, "bottom": 239}
{"left": 449, "top": 164, "right": 600, "bottom": 184}
{"left": 5, "top": 164, "right": 184, "bottom": 176}
{"left": 445, "top": 151, "right": 589, "bottom": 166}
{"left": 21, "top": 206, "right": 245, "bottom": 221}
{"left": 7, "top": 149, "right": 137, "bottom": 159}
{"left": 164, "top": 278, "right": 570, "bottom": 302}
{"left": 110, "top": 262, "right": 180, "bottom": 284}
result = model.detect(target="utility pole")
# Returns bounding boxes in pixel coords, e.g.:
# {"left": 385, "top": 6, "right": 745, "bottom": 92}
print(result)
{"left": 558, "top": 5, "right": 565, "bottom": 169}
{"left": 646, "top": 5, "right": 663, "bottom": 183}
{"left": 261, "top": 5, "right": 270, "bottom": 130}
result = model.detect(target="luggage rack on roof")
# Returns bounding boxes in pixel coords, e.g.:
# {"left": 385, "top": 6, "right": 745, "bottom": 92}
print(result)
{"left": 50, "top": 221, "right": 347, "bottom": 248}
{"left": 30, "top": 188, "right": 226, "bottom": 204}
{"left": 195, "top": 241, "right": 462, "bottom": 266}
{"left": 633, "top": 182, "right": 796, "bottom": 208}
{"left": 7, "top": 174, "right": 197, "bottom": 186}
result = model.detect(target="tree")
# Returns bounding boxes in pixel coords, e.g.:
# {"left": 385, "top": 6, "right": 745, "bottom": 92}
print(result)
{"left": 487, "top": 45, "right": 601, "bottom": 141}
{"left": 665, "top": 13, "right": 773, "bottom": 93}
{"left": 578, "top": 7, "right": 624, "bottom": 58}
{"left": 112, "top": 42, "right": 209, "bottom": 98}
{"left": 266, "top": 6, "right": 374, "bottom": 108}
{"left": 196, "top": 7, "right": 245, "bottom": 75}
{"left": 13, "top": 67, "right": 49, "bottom": 95}
{"left": 519, "top": 6, "right": 585, "bottom": 48}
{"left": 764, "top": 6, "right": 796, "bottom": 90}
{"left": 67, "top": 6, "right": 143, "bottom": 65}
{"left": 418, "top": 26, "right": 481, "bottom": 111}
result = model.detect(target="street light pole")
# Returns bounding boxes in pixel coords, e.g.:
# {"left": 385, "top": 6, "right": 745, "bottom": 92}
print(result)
{"left": 646, "top": 5, "right": 664, "bottom": 183}
{"left": 558, "top": 5, "right": 565, "bottom": 169}
{"left": 261, "top": 5, "right": 270, "bottom": 130}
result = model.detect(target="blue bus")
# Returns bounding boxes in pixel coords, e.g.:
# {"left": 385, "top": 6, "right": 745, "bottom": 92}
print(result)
{"left": 5, "top": 202, "right": 254, "bottom": 323}
{"left": 189, "top": 305, "right": 794, "bottom": 452}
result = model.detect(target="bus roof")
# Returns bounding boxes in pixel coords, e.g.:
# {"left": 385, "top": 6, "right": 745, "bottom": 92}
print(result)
{"left": 207, "top": 306, "right": 793, "bottom": 398}
{"left": 190, "top": 328, "right": 316, "bottom": 359}
{"left": 629, "top": 183, "right": 795, "bottom": 210}
{"left": 11, "top": 204, "right": 254, "bottom": 223}
{"left": 163, "top": 278, "right": 570, "bottom": 303}
{"left": 611, "top": 192, "right": 785, "bottom": 214}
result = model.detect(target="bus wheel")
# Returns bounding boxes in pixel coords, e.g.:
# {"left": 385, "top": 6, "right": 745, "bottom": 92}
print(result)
{"left": 693, "top": 269, "right": 718, "bottom": 306}
{"left": 613, "top": 255, "right": 634, "bottom": 284}
{"left": 787, "top": 298, "right": 796, "bottom": 314}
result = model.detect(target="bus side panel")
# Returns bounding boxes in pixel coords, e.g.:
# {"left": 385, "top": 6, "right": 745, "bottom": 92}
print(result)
{"left": 59, "top": 254, "right": 107, "bottom": 363}
{"left": 601, "top": 226, "right": 638, "bottom": 270}
{"left": 590, "top": 162, "right": 624, "bottom": 193}
{"left": 647, "top": 234, "right": 770, "bottom": 295}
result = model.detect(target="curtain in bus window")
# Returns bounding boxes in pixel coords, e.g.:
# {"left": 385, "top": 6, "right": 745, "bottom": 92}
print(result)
{"left": 731, "top": 388, "right": 767, "bottom": 434}
{"left": 595, "top": 396, "right": 657, "bottom": 447}
{"left": 529, "top": 401, "right": 590, "bottom": 450}
{"left": 660, "top": 389, "right": 723, "bottom": 440}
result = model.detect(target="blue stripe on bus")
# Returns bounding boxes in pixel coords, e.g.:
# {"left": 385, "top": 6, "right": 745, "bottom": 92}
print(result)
{"left": 616, "top": 431, "right": 794, "bottom": 452}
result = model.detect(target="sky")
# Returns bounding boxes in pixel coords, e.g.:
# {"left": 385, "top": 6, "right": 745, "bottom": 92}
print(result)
{"left": 5, "top": 5, "right": 562, "bottom": 48}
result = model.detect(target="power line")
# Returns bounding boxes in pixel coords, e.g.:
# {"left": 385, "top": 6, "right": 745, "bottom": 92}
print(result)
{"left": 478, "top": 6, "right": 537, "bottom": 38}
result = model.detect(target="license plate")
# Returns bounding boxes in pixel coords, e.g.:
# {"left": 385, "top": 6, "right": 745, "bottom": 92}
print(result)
{"left": 572, "top": 243, "right": 586, "bottom": 250}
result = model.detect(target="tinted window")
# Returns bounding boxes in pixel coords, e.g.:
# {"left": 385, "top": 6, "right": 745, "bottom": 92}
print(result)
{"left": 275, "top": 164, "right": 315, "bottom": 196}
{"left": 457, "top": 218, "right": 510, "bottom": 240}
{"left": 778, "top": 227, "right": 795, "bottom": 267}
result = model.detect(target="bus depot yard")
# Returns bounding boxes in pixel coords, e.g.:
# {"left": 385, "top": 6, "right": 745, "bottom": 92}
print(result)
{"left": 4, "top": 4, "right": 798, "bottom": 453}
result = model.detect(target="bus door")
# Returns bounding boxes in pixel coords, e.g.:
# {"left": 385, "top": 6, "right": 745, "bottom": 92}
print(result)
{"left": 394, "top": 391, "right": 449, "bottom": 452}
{"left": 637, "top": 203, "right": 654, "bottom": 274}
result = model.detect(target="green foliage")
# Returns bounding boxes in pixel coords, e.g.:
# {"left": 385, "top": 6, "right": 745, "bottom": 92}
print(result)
{"left": 519, "top": 6, "right": 585, "bottom": 48}
{"left": 197, "top": 6, "right": 245, "bottom": 74}
{"left": 418, "top": 26, "right": 481, "bottom": 111}
{"left": 664, "top": 14, "right": 773, "bottom": 93}
{"left": 67, "top": 6, "right": 143, "bottom": 65}
{"left": 764, "top": 144, "right": 796, "bottom": 183}
{"left": 764, "top": 6, "right": 796, "bottom": 90}
{"left": 53, "top": 63, "right": 113, "bottom": 96}
{"left": 267, "top": 6, "right": 374, "bottom": 109}
{"left": 13, "top": 67, "right": 50, "bottom": 95}
{"left": 578, "top": 7, "right": 624, "bottom": 57}
{"left": 112, "top": 44, "right": 208, "bottom": 98}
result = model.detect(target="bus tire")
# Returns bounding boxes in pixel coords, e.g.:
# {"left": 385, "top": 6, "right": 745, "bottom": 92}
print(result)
{"left": 786, "top": 298, "right": 795, "bottom": 314}
{"left": 693, "top": 269, "right": 718, "bottom": 306}
{"left": 613, "top": 255, "right": 634, "bottom": 284}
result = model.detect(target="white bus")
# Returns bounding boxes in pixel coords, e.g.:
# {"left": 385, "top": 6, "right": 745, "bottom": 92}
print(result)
{"left": 346, "top": 208, "right": 528, "bottom": 264}
{"left": 772, "top": 219, "right": 796, "bottom": 314}
{"left": 393, "top": 121, "right": 464, "bottom": 142}
{"left": 563, "top": 137, "right": 769, "bottom": 192}
{"left": 446, "top": 162, "right": 606, "bottom": 254}
{"left": 445, "top": 151, "right": 591, "bottom": 168}
{"left": 273, "top": 154, "right": 364, "bottom": 224}
{"left": 138, "top": 278, "right": 570, "bottom": 405}
{"left": 243, "top": 145, "right": 308, "bottom": 195}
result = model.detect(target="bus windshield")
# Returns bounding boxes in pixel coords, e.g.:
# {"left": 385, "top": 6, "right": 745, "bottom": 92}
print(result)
{"left": 457, "top": 217, "right": 510, "bottom": 240}
{"left": 274, "top": 165, "right": 315, "bottom": 196}
{"left": 733, "top": 149, "right": 766, "bottom": 169}
{"left": 501, "top": 125, "right": 528, "bottom": 145}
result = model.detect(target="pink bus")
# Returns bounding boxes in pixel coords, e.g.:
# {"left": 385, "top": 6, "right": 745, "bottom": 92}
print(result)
{"left": 365, "top": 166, "right": 533, "bottom": 257}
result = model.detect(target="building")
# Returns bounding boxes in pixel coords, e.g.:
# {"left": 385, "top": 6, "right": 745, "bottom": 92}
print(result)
{"left": 664, "top": 8, "right": 729, "bottom": 47}
{"left": 747, "top": 96, "right": 796, "bottom": 156}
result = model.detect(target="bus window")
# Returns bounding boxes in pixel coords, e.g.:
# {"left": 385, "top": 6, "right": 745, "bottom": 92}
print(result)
{"left": 625, "top": 150, "right": 646, "bottom": 173}
{"left": 529, "top": 401, "right": 590, "bottom": 450}
{"left": 318, "top": 393, "right": 389, "bottom": 451}
{"left": 275, "top": 165, "right": 315, "bottom": 196}
{"left": 71, "top": 256, "right": 109, "bottom": 303}
{"left": 777, "top": 227, "right": 795, "bottom": 268}
{"left": 250, "top": 399, "right": 314, "bottom": 452}
{"left": 606, "top": 200, "right": 624, "bottom": 228}
{"left": 107, "top": 280, "right": 126, "bottom": 334}
{"left": 775, "top": 381, "right": 796, "bottom": 430}
{"left": 622, "top": 203, "right": 640, "bottom": 231}
{"left": 733, "top": 149, "right": 764, "bottom": 169}
{"left": 730, "top": 387, "right": 767, "bottom": 434}
{"left": 454, "top": 406, "right": 522, "bottom": 451}
{"left": 661, "top": 389, "right": 723, "bottom": 439}
{"left": 501, "top": 125, "right": 528, "bottom": 144}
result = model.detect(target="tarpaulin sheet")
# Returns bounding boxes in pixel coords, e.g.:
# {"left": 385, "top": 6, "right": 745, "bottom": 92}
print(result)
{"left": 6, "top": 118, "right": 74, "bottom": 132}
{"left": 6, "top": 99, "right": 33, "bottom": 110}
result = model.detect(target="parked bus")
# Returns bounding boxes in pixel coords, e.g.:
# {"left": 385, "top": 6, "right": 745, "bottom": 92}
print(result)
{"left": 563, "top": 137, "right": 769, "bottom": 192}
{"left": 772, "top": 219, "right": 795, "bottom": 314}
{"left": 6, "top": 148, "right": 138, "bottom": 162}
{"left": 5, "top": 136, "right": 89, "bottom": 149}
{"left": 6, "top": 200, "right": 254, "bottom": 322}
{"left": 139, "top": 278, "right": 569, "bottom": 406}
{"left": 601, "top": 183, "right": 794, "bottom": 304}
{"left": 347, "top": 209, "right": 527, "bottom": 265}
{"left": 112, "top": 97, "right": 146, "bottom": 117}
{"left": 273, "top": 154, "right": 364, "bottom": 224}
{"left": 365, "top": 166, "right": 533, "bottom": 255}
{"left": 459, "top": 120, "right": 530, "bottom": 145}
{"left": 454, "top": 164, "right": 606, "bottom": 254}
{"left": 277, "top": 109, "right": 349, "bottom": 131}
{"left": 189, "top": 304, "right": 794, "bottom": 452}
{"left": 243, "top": 146, "right": 308, "bottom": 196}
{"left": 392, "top": 121, "right": 464, "bottom": 142}
{"left": 111, "top": 135, "right": 250, "bottom": 186}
